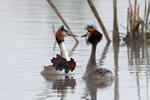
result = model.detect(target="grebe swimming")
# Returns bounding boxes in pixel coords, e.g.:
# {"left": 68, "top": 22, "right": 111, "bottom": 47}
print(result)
{"left": 41, "top": 25, "right": 76, "bottom": 75}
{"left": 82, "top": 25, "right": 114, "bottom": 83}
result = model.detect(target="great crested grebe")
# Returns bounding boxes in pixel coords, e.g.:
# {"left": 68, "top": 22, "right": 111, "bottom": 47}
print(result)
{"left": 82, "top": 25, "right": 114, "bottom": 83}
{"left": 41, "top": 25, "right": 76, "bottom": 75}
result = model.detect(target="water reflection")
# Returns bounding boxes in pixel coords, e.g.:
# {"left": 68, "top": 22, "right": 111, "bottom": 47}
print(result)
{"left": 113, "top": 42, "right": 120, "bottom": 100}
{"left": 39, "top": 75, "right": 76, "bottom": 100}
{"left": 127, "top": 40, "right": 144, "bottom": 65}
{"left": 82, "top": 43, "right": 113, "bottom": 100}
{"left": 98, "top": 42, "right": 110, "bottom": 65}
{"left": 113, "top": 41, "right": 150, "bottom": 100}
{"left": 82, "top": 80, "right": 110, "bottom": 100}
{"left": 127, "top": 41, "right": 150, "bottom": 100}
{"left": 0, "top": 0, "right": 149, "bottom": 100}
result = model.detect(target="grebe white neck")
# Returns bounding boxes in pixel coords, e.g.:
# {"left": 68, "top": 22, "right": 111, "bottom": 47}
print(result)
{"left": 59, "top": 42, "right": 70, "bottom": 61}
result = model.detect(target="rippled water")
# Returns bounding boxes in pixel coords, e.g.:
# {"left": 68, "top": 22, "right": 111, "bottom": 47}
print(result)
{"left": 0, "top": 0, "right": 149, "bottom": 100}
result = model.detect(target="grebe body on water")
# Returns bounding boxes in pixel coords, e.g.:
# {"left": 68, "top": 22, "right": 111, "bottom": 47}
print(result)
{"left": 82, "top": 25, "right": 114, "bottom": 83}
{"left": 41, "top": 25, "right": 76, "bottom": 75}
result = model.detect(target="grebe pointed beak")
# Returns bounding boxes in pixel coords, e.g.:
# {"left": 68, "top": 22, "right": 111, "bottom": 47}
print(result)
{"left": 66, "top": 32, "right": 78, "bottom": 37}
{"left": 63, "top": 29, "right": 77, "bottom": 37}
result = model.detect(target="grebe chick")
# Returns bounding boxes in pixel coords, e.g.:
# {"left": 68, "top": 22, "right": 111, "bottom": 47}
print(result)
{"left": 41, "top": 25, "right": 76, "bottom": 75}
{"left": 82, "top": 25, "right": 114, "bottom": 83}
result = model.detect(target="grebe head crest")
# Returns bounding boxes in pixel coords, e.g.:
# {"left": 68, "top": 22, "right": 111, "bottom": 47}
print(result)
{"left": 56, "top": 25, "right": 69, "bottom": 44}
{"left": 82, "top": 25, "right": 103, "bottom": 44}
{"left": 85, "top": 24, "right": 96, "bottom": 30}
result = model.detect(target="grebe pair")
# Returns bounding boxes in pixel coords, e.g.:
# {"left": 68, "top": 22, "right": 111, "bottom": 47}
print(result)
{"left": 41, "top": 25, "right": 114, "bottom": 82}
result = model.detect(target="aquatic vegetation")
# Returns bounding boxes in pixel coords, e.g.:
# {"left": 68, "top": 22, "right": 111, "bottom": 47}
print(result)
{"left": 123, "top": 0, "right": 150, "bottom": 42}
{"left": 144, "top": 0, "right": 150, "bottom": 32}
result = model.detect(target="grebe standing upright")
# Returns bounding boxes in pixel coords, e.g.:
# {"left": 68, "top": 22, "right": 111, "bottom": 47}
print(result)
{"left": 82, "top": 25, "right": 114, "bottom": 83}
{"left": 41, "top": 25, "right": 76, "bottom": 75}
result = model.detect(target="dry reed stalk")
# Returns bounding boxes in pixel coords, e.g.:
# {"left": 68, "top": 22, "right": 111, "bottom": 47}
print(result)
{"left": 127, "top": 8, "right": 129, "bottom": 33}
{"left": 52, "top": 25, "right": 57, "bottom": 51}
{"left": 129, "top": 11, "right": 133, "bottom": 35}
{"left": 87, "top": 0, "right": 111, "bottom": 42}
{"left": 129, "top": 0, "right": 134, "bottom": 32}
{"left": 129, "top": 0, "right": 133, "bottom": 14}
{"left": 137, "top": 5, "right": 140, "bottom": 38}
{"left": 141, "top": 21, "right": 145, "bottom": 40}
{"left": 113, "top": 0, "right": 120, "bottom": 42}
{"left": 47, "top": 0, "right": 78, "bottom": 43}
{"left": 52, "top": 24, "right": 56, "bottom": 35}
{"left": 134, "top": 0, "right": 138, "bottom": 27}
{"left": 127, "top": 8, "right": 133, "bottom": 39}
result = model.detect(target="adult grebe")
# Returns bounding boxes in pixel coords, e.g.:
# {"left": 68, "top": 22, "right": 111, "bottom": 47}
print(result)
{"left": 82, "top": 25, "right": 114, "bottom": 83}
{"left": 41, "top": 25, "right": 76, "bottom": 75}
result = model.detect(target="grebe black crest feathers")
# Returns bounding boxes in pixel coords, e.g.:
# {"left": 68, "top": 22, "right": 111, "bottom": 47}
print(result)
{"left": 60, "top": 25, "right": 68, "bottom": 33}
{"left": 84, "top": 24, "right": 96, "bottom": 30}
{"left": 82, "top": 25, "right": 103, "bottom": 45}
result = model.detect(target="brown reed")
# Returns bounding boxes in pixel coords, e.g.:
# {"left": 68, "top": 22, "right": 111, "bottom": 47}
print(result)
{"left": 47, "top": 0, "right": 79, "bottom": 43}
{"left": 87, "top": 0, "right": 111, "bottom": 42}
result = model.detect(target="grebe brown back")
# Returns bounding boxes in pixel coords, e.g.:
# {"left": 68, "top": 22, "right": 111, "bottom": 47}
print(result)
{"left": 41, "top": 25, "right": 76, "bottom": 75}
{"left": 82, "top": 25, "right": 114, "bottom": 83}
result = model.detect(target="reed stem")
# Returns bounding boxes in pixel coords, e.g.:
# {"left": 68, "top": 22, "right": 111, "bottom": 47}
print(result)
{"left": 47, "top": 0, "right": 79, "bottom": 43}
{"left": 87, "top": 0, "right": 111, "bottom": 42}
{"left": 113, "top": 0, "right": 120, "bottom": 42}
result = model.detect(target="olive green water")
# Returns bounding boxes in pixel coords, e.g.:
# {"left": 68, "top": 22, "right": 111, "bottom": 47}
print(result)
{"left": 0, "top": 0, "right": 149, "bottom": 100}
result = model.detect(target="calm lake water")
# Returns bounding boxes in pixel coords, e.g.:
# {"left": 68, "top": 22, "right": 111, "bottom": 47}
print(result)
{"left": 0, "top": 0, "right": 149, "bottom": 100}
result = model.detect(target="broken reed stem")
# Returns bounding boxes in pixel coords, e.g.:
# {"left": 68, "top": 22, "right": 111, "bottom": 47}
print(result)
{"left": 129, "top": 0, "right": 133, "bottom": 13}
{"left": 137, "top": 5, "right": 140, "bottom": 37}
{"left": 128, "top": 8, "right": 133, "bottom": 39}
{"left": 47, "top": 0, "right": 79, "bottom": 43}
{"left": 127, "top": 8, "right": 129, "bottom": 33}
{"left": 125, "top": 0, "right": 149, "bottom": 42}
{"left": 144, "top": 0, "right": 150, "bottom": 32}
{"left": 128, "top": 0, "right": 134, "bottom": 32}
{"left": 113, "top": 0, "right": 120, "bottom": 42}
{"left": 52, "top": 25, "right": 57, "bottom": 51}
{"left": 87, "top": 0, "right": 111, "bottom": 42}
{"left": 134, "top": 0, "right": 138, "bottom": 27}
{"left": 52, "top": 24, "right": 56, "bottom": 36}
{"left": 141, "top": 21, "right": 146, "bottom": 40}
{"left": 129, "top": 10, "right": 133, "bottom": 34}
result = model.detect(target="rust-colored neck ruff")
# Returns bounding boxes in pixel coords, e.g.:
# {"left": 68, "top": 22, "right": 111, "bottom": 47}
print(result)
{"left": 56, "top": 28, "right": 65, "bottom": 42}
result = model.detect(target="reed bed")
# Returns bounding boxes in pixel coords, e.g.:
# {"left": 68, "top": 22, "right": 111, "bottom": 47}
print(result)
{"left": 123, "top": 0, "right": 150, "bottom": 43}
{"left": 144, "top": 0, "right": 150, "bottom": 32}
{"left": 47, "top": 0, "right": 149, "bottom": 44}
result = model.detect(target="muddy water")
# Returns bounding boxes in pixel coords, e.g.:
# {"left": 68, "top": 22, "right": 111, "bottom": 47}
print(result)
{"left": 0, "top": 0, "right": 149, "bottom": 100}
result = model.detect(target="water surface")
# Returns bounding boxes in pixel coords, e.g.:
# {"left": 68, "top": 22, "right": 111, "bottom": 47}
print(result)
{"left": 0, "top": 0, "right": 149, "bottom": 100}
